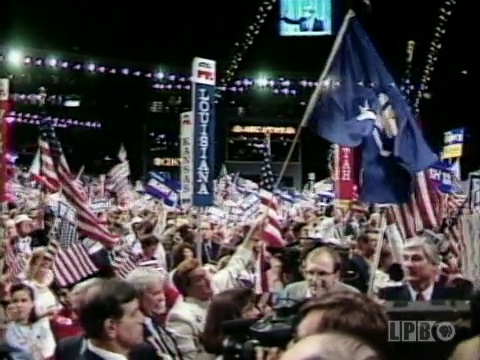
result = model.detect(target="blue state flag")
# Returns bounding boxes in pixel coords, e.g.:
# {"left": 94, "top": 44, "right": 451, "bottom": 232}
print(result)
{"left": 145, "top": 172, "right": 179, "bottom": 207}
{"left": 309, "top": 14, "right": 437, "bottom": 204}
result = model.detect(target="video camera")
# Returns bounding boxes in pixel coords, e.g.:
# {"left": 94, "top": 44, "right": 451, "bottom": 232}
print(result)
{"left": 222, "top": 298, "right": 307, "bottom": 359}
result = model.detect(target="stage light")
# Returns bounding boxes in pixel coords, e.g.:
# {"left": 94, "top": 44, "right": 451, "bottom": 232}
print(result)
{"left": 0, "top": 50, "right": 426, "bottom": 97}
{"left": 6, "top": 111, "right": 101, "bottom": 128}
{"left": 255, "top": 77, "right": 269, "bottom": 87}
{"left": 220, "top": 0, "right": 277, "bottom": 91}
{"left": 413, "top": 0, "right": 458, "bottom": 113}
{"left": 86, "top": 63, "right": 95, "bottom": 72}
{"left": 47, "top": 58, "right": 58, "bottom": 67}
{"left": 7, "top": 49, "right": 23, "bottom": 66}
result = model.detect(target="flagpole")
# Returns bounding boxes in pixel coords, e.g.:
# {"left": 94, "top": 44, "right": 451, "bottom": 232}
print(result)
{"left": 265, "top": 132, "right": 271, "bottom": 156}
{"left": 0, "top": 79, "right": 10, "bottom": 216}
{"left": 274, "top": 10, "right": 355, "bottom": 189}
{"left": 237, "top": 11, "right": 356, "bottom": 249}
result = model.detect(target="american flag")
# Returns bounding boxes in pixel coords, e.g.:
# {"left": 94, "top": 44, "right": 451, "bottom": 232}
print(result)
{"left": 4, "top": 249, "right": 28, "bottom": 280}
{"left": 107, "top": 161, "right": 134, "bottom": 204}
{"left": 39, "top": 118, "right": 118, "bottom": 246}
{"left": 45, "top": 218, "right": 99, "bottom": 287}
{"left": 442, "top": 190, "right": 468, "bottom": 257}
{"left": 49, "top": 241, "right": 99, "bottom": 287}
{"left": 258, "top": 135, "right": 275, "bottom": 192}
{"left": 38, "top": 137, "right": 60, "bottom": 192}
{"left": 111, "top": 250, "right": 138, "bottom": 279}
{"left": 111, "top": 251, "right": 165, "bottom": 279}
{"left": 258, "top": 134, "right": 284, "bottom": 248}
{"left": 388, "top": 171, "right": 441, "bottom": 239}
{"left": 387, "top": 46, "right": 443, "bottom": 240}
{"left": 58, "top": 218, "right": 78, "bottom": 248}
{"left": 255, "top": 134, "right": 283, "bottom": 296}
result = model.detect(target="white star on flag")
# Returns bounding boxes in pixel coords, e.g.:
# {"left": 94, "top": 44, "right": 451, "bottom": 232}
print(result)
{"left": 356, "top": 100, "right": 376, "bottom": 121}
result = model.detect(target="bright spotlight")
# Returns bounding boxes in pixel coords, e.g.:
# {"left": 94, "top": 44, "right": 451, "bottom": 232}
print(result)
{"left": 255, "top": 78, "right": 268, "bottom": 87}
{"left": 47, "top": 58, "right": 58, "bottom": 67}
{"left": 7, "top": 49, "right": 23, "bottom": 66}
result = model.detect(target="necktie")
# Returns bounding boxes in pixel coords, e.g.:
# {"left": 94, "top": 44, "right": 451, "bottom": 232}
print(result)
{"left": 416, "top": 292, "right": 425, "bottom": 301}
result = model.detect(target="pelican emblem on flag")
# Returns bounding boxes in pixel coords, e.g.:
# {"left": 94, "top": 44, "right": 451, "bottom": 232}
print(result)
{"left": 355, "top": 93, "right": 398, "bottom": 157}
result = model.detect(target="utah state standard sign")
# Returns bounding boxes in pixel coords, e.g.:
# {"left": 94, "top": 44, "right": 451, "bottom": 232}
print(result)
{"left": 191, "top": 57, "right": 216, "bottom": 206}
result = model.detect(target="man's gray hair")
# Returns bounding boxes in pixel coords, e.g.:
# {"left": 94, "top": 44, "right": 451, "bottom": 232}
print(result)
{"left": 404, "top": 236, "right": 441, "bottom": 265}
{"left": 124, "top": 267, "right": 166, "bottom": 293}
{"left": 71, "top": 277, "right": 105, "bottom": 297}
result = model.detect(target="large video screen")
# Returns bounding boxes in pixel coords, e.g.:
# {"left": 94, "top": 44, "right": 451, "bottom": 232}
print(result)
{"left": 279, "top": 0, "right": 332, "bottom": 36}
{"left": 226, "top": 124, "right": 300, "bottom": 162}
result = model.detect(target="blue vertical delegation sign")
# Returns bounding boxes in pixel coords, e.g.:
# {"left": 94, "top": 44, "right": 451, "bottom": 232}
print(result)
{"left": 191, "top": 57, "right": 216, "bottom": 206}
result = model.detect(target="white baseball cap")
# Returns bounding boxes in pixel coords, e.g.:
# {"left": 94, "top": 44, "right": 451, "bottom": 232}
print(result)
{"left": 14, "top": 214, "right": 31, "bottom": 225}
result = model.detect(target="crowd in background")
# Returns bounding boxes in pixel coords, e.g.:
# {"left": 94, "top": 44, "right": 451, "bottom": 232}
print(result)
{"left": 0, "top": 177, "right": 478, "bottom": 360}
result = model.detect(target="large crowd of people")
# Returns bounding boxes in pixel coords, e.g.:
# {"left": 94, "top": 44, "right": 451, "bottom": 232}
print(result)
{"left": 0, "top": 166, "right": 478, "bottom": 360}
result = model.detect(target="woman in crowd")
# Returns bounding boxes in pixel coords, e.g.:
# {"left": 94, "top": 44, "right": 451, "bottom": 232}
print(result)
{"left": 4, "top": 283, "right": 56, "bottom": 360}
{"left": 266, "top": 254, "right": 289, "bottom": 304}
{"left": 171, "top": 243, "right": 196, "bottom": 269}
{"left": 199, "top": 288, "right": 261, "bottom": 359}
{"left": 168, "top": 242, "right": 197, "bottom": 283}
{"left": 24, "top": 248, "right": 60, "bottom": 316}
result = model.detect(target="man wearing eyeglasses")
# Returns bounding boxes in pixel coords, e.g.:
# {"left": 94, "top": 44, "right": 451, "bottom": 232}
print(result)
{"left": 281, "top": 247, "right": 358, "bottom": 303}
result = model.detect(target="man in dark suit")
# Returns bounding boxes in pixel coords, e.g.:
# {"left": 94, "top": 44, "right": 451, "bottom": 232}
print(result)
{"left": 55, "top": 335, "right": 85, "bottom": 360}
{"left": 54, "top": 278, "right": 106, "bottom": 360}
{"left": 77, "top": 279, "right": 145, "bottom": 360}
{"left": 379, "top": 237, "right": 468, "bottom": 301}
{"left": 281, "top": 6, "right": 325, "bottom": 32}
{"left": 201, "top": 231, "right": 221, "bottom": 264}
{"left": 280, "top": 246, "right": 359, "bottom": 305}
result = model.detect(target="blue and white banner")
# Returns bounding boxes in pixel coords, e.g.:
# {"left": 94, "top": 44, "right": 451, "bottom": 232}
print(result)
{"left": 145, "top": 172, "right": 179, "bottom": 207}
{"left": 191, "top": 57, "right": 216, "bottom": 207}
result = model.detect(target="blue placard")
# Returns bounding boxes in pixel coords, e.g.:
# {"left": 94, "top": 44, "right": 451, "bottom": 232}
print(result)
{"left": 191, "top": 58, "right": 216, "bottom": 207}
{"left": 144, "top": 172, "right": 179, "bottom": 207}
{"left": 428, "top": 161, "right": 453, "bottom": 193}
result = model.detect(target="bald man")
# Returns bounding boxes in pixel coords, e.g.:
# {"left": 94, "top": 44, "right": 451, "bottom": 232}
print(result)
{"left": 281, "top": 332, "right": 379, "bottom": 360}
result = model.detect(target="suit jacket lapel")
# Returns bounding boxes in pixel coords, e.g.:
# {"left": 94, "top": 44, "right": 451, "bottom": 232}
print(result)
{"left": 431, "top": 284, "right": 444, "bottom": 300}
{"left": 144, "top": 318, "right": 181, "bottom": 359}
{"left": 83, "top": 349, "right": 107, "bottom": 360}
{"left": 401, "top": 285, "right": 413, "bottom": 301}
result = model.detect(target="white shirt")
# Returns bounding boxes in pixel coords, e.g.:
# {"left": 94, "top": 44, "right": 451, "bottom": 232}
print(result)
{"left": 16, "top": 237, "right": 32, "bottom": 255}
{"left": 154, "top": 242, "right": 167, "bottom": 270}
{"left": 305, "top": 17, "right": 315, "bottom": 31}
{"left": 166, "top": 246, "right": 253, "bottom": 360}
{"left": 5, "top": 320, "right": 56, "bottom": 359}
{"left": 407, "top": 283, "right": 434, "bottom": 301}
{"left": 87, "top": 340, "right": 128, "bottom": 360}
{"left": 306, "top": 287, "right": 313, "bottom": 299}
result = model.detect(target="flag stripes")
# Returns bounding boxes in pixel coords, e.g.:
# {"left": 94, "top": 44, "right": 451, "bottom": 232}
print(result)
{"left": 52, "top": 242, "right": 99, "bottom": 287}
{"left": 39, "top": 119, "right": 117, "bottom": 246}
